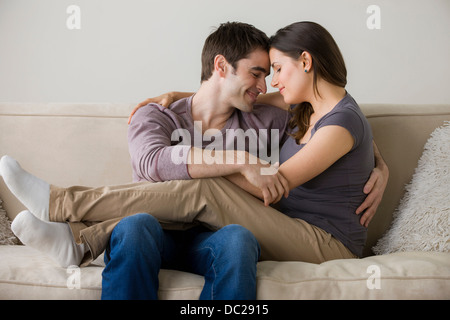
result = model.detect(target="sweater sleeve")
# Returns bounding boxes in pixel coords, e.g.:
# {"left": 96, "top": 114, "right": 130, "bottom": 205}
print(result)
{"left": 127, "top": 104, "right": 192, "bottom": 182}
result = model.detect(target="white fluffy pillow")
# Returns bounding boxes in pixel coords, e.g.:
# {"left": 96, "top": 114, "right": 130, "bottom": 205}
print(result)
{"left": 373, "top": 121, "right": 450, "bottom": 254}
{"left": 0, "top": 197, "right": 20, "bottom": 245}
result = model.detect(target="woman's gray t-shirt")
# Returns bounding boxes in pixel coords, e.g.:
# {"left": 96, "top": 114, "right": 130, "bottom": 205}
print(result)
{"left": 278, "top": 93, "right": 374, "bottom": 257}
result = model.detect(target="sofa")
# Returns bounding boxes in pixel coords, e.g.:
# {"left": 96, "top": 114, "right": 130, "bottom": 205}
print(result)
{"left": 0, "top": 102, "right": 449, "bottom": 300}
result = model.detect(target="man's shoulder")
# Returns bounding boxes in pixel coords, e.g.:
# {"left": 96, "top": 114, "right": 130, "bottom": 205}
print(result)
{"left": 132, "top": 97, "right": 191, "bottom": 124}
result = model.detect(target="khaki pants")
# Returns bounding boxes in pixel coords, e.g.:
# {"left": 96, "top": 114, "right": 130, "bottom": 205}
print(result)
{"left": 50, "top": 177, "right": 356, "bottom": 266}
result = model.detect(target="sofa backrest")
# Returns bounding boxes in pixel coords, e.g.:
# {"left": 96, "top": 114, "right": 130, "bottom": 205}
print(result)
{"left": 1, "top": 102, "right": 449, "bottom": 256}
{"left": 0, "top": 103, "right": 135, "bottom": 219}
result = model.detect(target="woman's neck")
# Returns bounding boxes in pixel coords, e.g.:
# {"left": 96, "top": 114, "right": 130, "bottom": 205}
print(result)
{"left": 309, "top": 80, "right": 346, "bottom": 116}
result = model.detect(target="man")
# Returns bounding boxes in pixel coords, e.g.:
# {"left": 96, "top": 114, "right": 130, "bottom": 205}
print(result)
{"left": 102, "top": 21, "right": 285, "bottom": 300}
{"left": 2, "top": 21, "right": 286, "bottom": 300}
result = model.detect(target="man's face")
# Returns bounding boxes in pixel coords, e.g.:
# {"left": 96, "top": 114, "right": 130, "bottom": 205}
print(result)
{"left": 223, "top": 49, "right": 270, "bottom": 112}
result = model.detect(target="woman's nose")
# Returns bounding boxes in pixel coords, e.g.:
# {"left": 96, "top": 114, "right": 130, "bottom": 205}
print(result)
{"left": 271, "top": 74, "right": 278, "bottom": 88}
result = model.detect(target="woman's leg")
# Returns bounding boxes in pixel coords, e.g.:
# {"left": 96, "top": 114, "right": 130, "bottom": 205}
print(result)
{"left": 65, "top": 177, "right": 355, "bottom": 264}
{"left": 2, "top": 155, "right": 355, "bottom": 264}
{"left": 0, "top": 156, "right": 49, "bottom": 221}
{"left": 49, "top": 179, "right": 206, "bottom": 224}
{"left": 195, "top": 177, "right": 357, "bottom": 263}
{"left": 11, "top": 210, "right": 87, "bottom": 267}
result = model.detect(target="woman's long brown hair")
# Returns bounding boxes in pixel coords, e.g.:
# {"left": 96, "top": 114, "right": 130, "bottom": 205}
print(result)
{"left": 270, "top": 22, "right": 347, "bottom": 144}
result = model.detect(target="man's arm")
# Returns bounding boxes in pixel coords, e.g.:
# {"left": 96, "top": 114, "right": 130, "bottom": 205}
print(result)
{"left": 356, "top": 141, "right": 389, "bottom": 227}
{"left": 187, "top": 148, "right": 289, "bottom": 207}
{"left": 128, "top": 105, "right": 289, "bottom": 205}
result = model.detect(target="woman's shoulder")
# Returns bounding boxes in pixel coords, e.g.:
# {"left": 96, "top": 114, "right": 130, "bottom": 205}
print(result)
{"left": 316, "top": 93, "right": 371, "bottom": 148}
{"left": 331, "top": 93, "right": 363, "bottom": 116}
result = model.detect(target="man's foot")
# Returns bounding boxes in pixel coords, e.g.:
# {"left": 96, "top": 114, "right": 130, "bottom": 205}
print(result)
{"left": 11, "top": 210, "right": 86, "bottom": 268}
{"left": 0, "top": 155, "right": 50, "bottom": 221}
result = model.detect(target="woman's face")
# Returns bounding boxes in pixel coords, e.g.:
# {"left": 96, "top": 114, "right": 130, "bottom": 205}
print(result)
{"left": 269, "top": 48, "right": 311, "bottom": 104}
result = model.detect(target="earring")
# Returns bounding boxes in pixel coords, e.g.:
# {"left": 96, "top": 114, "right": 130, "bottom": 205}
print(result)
{"left": 304, "top": 69, "right": 308, "bottom": 73}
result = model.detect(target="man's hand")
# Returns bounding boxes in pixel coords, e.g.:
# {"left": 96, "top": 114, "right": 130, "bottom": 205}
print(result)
{"left": 356, "top": 165, "right": 389, "bottom": 227}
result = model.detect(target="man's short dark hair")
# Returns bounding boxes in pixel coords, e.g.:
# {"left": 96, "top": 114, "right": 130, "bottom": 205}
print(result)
{"left": 200, "top": 22, "right": 270, "bottom": 82}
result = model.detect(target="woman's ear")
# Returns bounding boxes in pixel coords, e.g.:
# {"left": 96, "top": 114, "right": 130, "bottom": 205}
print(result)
{"left": 214, "top": 54, "right": 228, "bottom": 78}
{"left": 300, "top": 51, "right": 313, "bottom": 73}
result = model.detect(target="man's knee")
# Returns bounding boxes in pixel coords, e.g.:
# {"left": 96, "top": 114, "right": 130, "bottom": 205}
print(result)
{"left": 111, "top": 213, "right": 162, "bottom": 249}
{"left": 218, "top": 224, "right": 260, "bottom": 261}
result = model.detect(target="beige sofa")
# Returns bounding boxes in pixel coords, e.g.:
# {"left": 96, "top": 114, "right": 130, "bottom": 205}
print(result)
{"left": 0, "top": 102, "right": 449, "bottom": 300}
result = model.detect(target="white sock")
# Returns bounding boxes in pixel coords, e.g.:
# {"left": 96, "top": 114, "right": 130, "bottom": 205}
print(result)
{"left": 11, "top": 210, "right": 86, "bottom": 268}
{"left": 0, "top": 155, "right": 50, "bottom": 221}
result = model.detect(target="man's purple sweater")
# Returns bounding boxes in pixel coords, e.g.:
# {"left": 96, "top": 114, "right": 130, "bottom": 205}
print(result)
{"left": 128, "top": 95, "right": 289, "bottom": 182}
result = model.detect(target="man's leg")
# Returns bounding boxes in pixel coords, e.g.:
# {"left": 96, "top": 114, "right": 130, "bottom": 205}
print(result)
{"left": 182, "top": 225, "right": 260, "bottom": 300}
{"left": 102, "top": 213, "right": 167, "bottom": 300}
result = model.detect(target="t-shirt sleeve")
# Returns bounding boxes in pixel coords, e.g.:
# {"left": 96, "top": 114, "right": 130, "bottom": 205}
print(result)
{"left": 127, "top": 104, "right": 191, "bottom": 182}
{"left": 317, "top": 106, "right": 365, "bottom": 150}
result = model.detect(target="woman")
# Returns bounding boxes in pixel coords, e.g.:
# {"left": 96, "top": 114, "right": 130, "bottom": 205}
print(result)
{"left": 268, "top": 21, "right": 375, "bottom": 258}
{"left": 2, "top": 22, "right": 381, "bottom": 267}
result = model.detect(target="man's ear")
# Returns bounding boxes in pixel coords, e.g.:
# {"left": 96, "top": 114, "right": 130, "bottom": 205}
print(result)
{"left": 300, "top": 51, "right": 313, "bottom": 73}
{"left": 214, "top": 54, "right": 228, "bottom": 78}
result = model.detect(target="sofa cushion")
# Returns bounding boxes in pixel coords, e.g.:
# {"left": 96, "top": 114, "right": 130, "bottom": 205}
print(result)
{"left": 256, "top": 252, "right": 450, "bottom": 299}
{"left": 0, "top": 245, "right": 205, "bottom": 300}
{"left": 1, "top": 245, "right": 448, "bottom": 299}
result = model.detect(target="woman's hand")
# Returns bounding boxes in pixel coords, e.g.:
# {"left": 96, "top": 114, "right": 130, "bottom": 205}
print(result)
{"left": 128, "top": 92, "right": 191, "bottom": 124}
{"left": 240, "top": 156, "right": 290, "bottom": 206}
{"left": 256, "top": 92, "right": 289, "bottom": 110}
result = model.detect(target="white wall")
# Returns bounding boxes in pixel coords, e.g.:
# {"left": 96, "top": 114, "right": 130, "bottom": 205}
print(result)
{"left": 0, "top": 0, "right": 449, "bottom": 104}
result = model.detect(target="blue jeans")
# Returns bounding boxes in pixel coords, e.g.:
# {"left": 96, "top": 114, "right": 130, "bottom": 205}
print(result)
{"left": 101, "top": 213, "right": 260, "bottom": 300}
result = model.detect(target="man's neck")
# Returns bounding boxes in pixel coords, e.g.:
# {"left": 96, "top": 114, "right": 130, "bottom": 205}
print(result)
{"left": 191, "top": 81, "right": 235, "bottom": 132}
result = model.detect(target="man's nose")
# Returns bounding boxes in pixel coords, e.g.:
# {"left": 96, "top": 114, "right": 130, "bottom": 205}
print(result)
{"left": 258, "top": 78, "right": 267, "bottom": 94}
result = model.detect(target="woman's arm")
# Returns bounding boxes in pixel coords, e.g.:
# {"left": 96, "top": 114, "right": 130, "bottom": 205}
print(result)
{"left": 128, "top": 91, "right": 289, "bottom": 124}
{"left": 278, "top": 125, "right": 354, "bottom": 190}
{"left": 256, "top": 92, "right": 289, "bottom": 110}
